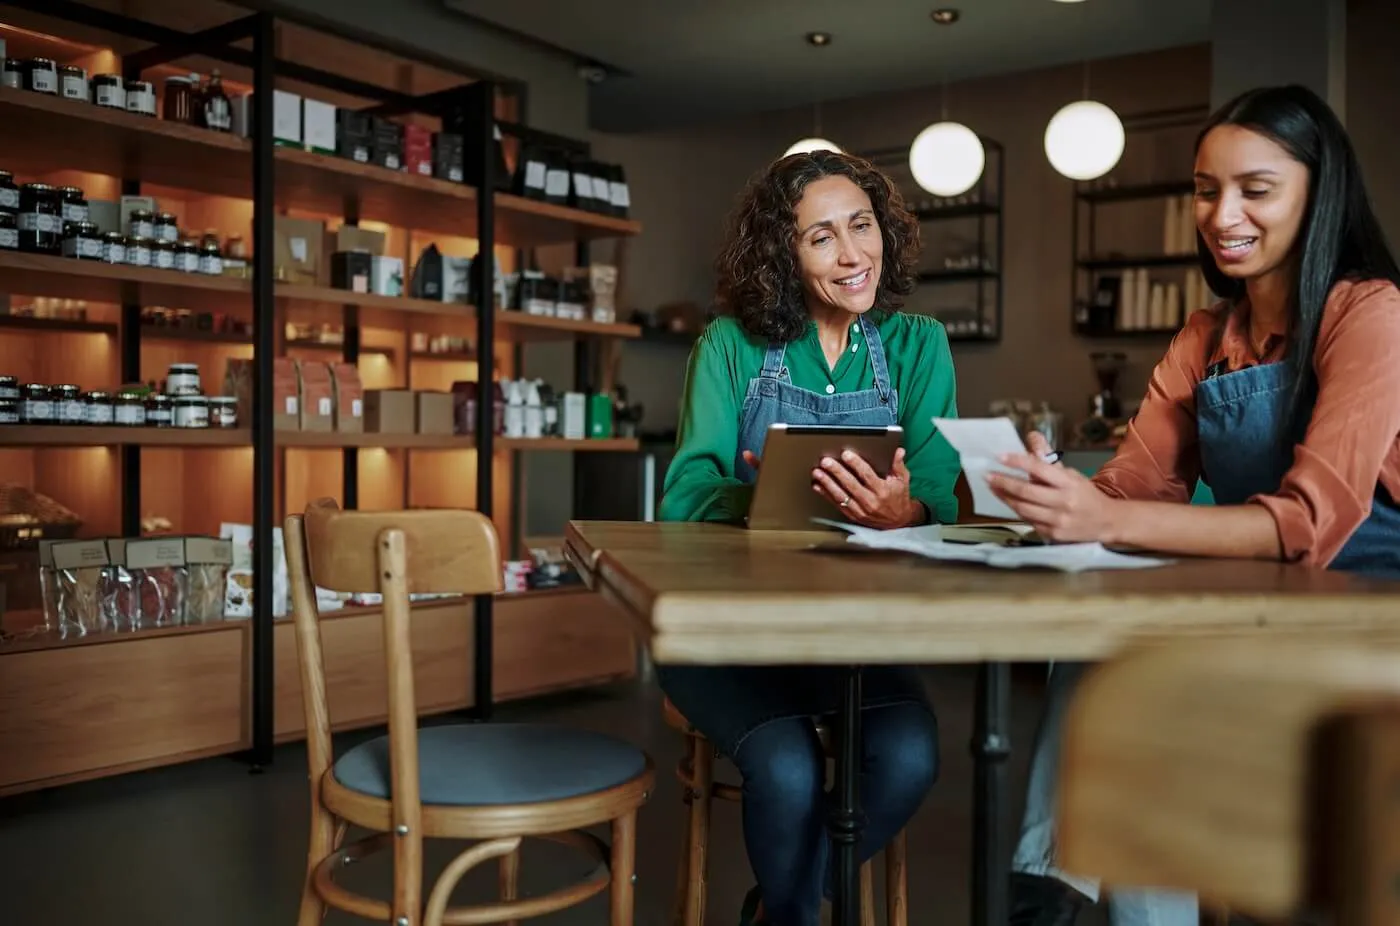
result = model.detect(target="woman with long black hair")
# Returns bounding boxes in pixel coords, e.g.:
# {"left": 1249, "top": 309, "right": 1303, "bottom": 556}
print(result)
{"left": 992, "top": 84, "right": 1400, "bottom": 925}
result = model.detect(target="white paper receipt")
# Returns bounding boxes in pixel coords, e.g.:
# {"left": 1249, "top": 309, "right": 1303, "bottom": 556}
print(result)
{"left": 930, "top": 416, "right": 1030, "bottom": 520}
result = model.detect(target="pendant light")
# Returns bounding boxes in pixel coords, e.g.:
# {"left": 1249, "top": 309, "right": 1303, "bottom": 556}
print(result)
{"left": 1044, "top": 36, "right": 1123, "bottom": 180}
{"left": 784, "top": 136, "right": 842, "bottom": 157}
{"left": 784, "top": 42, "right": 841, "bottom": 158}
{"left": 907, "top": 18, "right": 984, "bottom": 197}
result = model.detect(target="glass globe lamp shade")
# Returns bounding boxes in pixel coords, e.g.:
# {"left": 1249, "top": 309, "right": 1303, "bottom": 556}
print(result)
{"left": 783, "top": 137, "right": 842, "bottom": 157}
{"left": 908, "top": 122, "right": 985, "bottom": 197}
{"left": 1044, "top": 100, "right": 1125, "bottom": 181}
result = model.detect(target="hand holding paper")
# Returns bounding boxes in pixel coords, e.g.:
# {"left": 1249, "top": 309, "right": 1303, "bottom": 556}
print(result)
{"left": 930, "top": 417, "right": 1033, "bottom": 520}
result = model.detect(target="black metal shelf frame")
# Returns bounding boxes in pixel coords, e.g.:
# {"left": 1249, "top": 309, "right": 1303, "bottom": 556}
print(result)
{"left": 858, "top": 137, "right": 1006, "bottom": 343}
{"left": 3, "top": 0, "right": 553, "bottom": 765}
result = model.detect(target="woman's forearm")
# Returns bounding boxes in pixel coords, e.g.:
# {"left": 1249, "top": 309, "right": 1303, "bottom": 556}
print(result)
{"left": 1104, "top": 498, "right": 1284, "bottom": 561}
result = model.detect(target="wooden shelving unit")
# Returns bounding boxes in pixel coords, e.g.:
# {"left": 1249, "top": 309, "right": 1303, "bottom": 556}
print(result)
{"left": 0, "top": 1, "right": 642, "bottom": 795}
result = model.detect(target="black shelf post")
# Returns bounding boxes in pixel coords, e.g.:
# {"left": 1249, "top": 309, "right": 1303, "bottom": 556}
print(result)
{"left": 465, "top": 79, "right": 498, "bottom": 721}
{"left": 250, "top": 9, "right": 277, "bottom": 768}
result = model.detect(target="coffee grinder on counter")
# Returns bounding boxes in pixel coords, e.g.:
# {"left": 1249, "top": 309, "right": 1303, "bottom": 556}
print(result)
{"left": 1090, "top": 351, "right": 1126, "bottom": 420}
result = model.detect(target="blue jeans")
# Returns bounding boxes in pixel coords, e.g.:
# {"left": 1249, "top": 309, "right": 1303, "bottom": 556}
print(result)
{"left": 1013, "top": 662, "right": 1198, "bottom": 926}
{"left": 733, "top": 702, "right": 939, "bottom": 926}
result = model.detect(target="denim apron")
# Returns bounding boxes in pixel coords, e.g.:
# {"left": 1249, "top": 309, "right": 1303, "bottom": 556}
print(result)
{"left": 656, "top": 315, "right": 931, "bottom": 757}
{"left": 1196, "top": 359, "right": 1400, "bottom": 578}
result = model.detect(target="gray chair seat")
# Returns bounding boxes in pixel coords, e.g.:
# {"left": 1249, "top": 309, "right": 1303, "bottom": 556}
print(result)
{"left": 333, "top": 723, "right": 649, "bottom": 806}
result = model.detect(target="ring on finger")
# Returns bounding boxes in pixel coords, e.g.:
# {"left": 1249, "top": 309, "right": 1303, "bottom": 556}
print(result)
{"left": 840, "top": 494, "right": 851, "bottom": 508}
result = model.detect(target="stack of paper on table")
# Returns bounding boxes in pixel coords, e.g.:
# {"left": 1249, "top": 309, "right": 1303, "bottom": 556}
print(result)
{"left": 813, "top": 520, "right": 1170, "bottom": 573}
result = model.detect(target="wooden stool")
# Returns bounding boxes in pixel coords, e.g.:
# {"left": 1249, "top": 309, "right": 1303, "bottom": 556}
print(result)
{"left": 287, "top": 499, "right": 655, "bottom": 926}
{"left": 663, "top": 697, "right": 909, "bottom": 926}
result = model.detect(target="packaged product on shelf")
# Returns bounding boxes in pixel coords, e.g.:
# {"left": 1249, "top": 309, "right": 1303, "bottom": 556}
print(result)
{"left": 209, "top": 396, "right": 238, "bottom": 428}
{"left": 415, "top": 390, "right": 453, "bottom": 435}
{"left": 334, "top": 224, "right": 385, "bottom": 256}
{"left": 409, "top": 245, "right": 471, "bottom": 304}
{"left": 91, "top": 73, "right": 124, "bottom": 109}
{"left": 587, "top": 393, "right": 614, "bottom": 438}
{"left": 450, "top": 380, "right": 476, "bottom": 436}
{"left": 370, "top": 117, "right": 403, "bottom": 171}
{"left": 297, "top": 360, "right": 334, "bottom": 432}
{"left": 607, "top": 164, "right": 631, "bottom": 218}
{"left": 126, "top": 536, "right": 187, "bottom": 627}
{"left": 120, "top": 196, "right": 156, "bottom": 237}
{"left": 555, "top": 276, "right": 587, "bottom": 321}
{"left": 589, "top": 264, "right": 618, "bottom": 323}
{"left": 273, "top": 216, "right": 326, "bottom": 286}
{"left": 124, "top": 79, "right": 156, "bottom": 117}
{"left": 432, "top": 132, "right": 464, "bottom": 183}
{"left": 335, "top": 108, "right": 373, "bottom": 163}
{"left": 330, "top": 362, "right": 364, "bottom": 434}
{"left": 514, "top": 270, "right": 556, "bottom": 317}
{"left": 330, "top": 250, "right": 372, "bottom": 292}
{"left": 273, "top": 89, "right": 302, "bottom": 147}
{"left": 199, "top": 70, "right": 232, "bottom": 132}
{"left": 226, "top": 357, "right": 299, "bottom": 430}
{"left": 163, "top": 74, "right": 195, "bottom": 124}
{"left": 539, "top": 381, "right": 559, "bottom": 436}
{"left": 197, "top": 232, "right": 223, "bottom": 275}
{"left": 503, "top": 380, "right": 525, "bottom": 438}
{"left": 218, "top": 523, "right": 288, "bottom": 619}
{"left": 523, "top": 380, "right": 544, "bottom": 439}
{"left": 562, "top": 392, "right": 587, "bottom": 440}
{"left": 403, "top": 124, "right": 432, "bottom": 177}
{"left": 24, "top": 57, "right": 57, "bottom": 95}
{"left": 100, "top": 537, "right": 137, "bottom": 631}
{"left": 36, "top": 539, "right": 61, "bottom": 633}
{"left": 364, "top": 389, "right": 415, "bottom": 435}
{"left": 2, "top": 58, "right": 20, "bottom": 90}
{"left": 513, "top": 142, "right": 550, "bottom": 201}
{"left": 185, "top": 536, "right": 233, "bottom": 623}
{"left": 371, "top": 256, "right": 404, "bottom": 296}
{"left": 51, "top": 538, "right": 109, "bottom": 637}
{"left": 302, "top": 98, "right": 335, "bottom": 154}
{"left": 18, "top": 183, "right": 61, "bottom": 254}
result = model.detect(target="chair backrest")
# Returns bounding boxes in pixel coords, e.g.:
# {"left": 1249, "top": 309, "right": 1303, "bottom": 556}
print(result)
{"left": 1055, "top": 638, "right": 1400, "bottom": 926}
{"left": 284, "top": 498, "right": 503, "bottom": 821}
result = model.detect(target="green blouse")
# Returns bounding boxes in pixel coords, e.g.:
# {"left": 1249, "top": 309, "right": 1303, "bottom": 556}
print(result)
{"left": 659, "top": 312, "right": 962, "bottom": 524}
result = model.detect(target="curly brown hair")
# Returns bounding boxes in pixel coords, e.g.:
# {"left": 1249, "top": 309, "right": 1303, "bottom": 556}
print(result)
{"left": 714, "top": 149, "right": 922, "bottom": 343}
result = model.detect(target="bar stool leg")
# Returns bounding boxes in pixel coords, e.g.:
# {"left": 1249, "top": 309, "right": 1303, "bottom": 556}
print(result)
{"left": 860, "top": 862, "right": 876, "bottom": 926}
{"left": 499, "top": 843, "right": 521, "bottom": 926}
{"left": 672, "top": 736, "right": 698, "bottom": 926}
{"left": 885, "top": 830, "right": 908, "bottom": 926}
{"left": 685, "top": 739, "right": 714, "bottom": 926}
{"left": 611, "top": 810, "right": 638, "bottom": 926}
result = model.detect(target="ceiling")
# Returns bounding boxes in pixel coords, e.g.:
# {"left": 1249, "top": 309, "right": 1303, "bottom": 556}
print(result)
{"left": 443, "top": 0, "right": 1213, "bottom": 134}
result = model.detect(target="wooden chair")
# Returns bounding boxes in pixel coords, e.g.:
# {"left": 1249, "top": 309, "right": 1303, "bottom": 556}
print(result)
{"left": 1054, "top": 638, "right": 1400, "bottom": 926}
{"left": 663, "top": 698, "right": 909, "bottom": 926}
{"left": 287, "top": 499, "right": 655, "bottom": 926}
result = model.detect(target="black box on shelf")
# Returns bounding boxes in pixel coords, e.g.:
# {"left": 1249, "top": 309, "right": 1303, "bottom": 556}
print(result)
{"left": 331, "top": 250, "right": 374, "bottom": 293}
{"left": 433, "top": 132, "right": 465, "bottom": 183}
{"left": 370, "top": 117, "right": 404, "bottom": 171}
{"left": 336, "top": 108, "right": 373, "bottom": 164}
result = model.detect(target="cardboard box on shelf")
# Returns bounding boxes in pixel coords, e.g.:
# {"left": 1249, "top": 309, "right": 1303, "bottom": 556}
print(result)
{"left": 273, "top": 89, "right": 302, "bottom": 147}
{"left": 364, "top": 390, "right": 415, "bottom": 434}
{"left": 415, "top": 391, "right": 454, "bottom": 435}
{"left": 297, "top": 361, "right": 334, "bottom": 433}
{"left": 333, "top": 225, "right": 385, "bottom": 257}
{"left": 330, "top": 251, "right": 372, "bottom": 293}
{"left": 225, "top": 357, "right": 300, "bottom": 430}
{"left": 330, "top": 363, "right": 364, "bottom": 433}
{"left": 371, "top": 256, "right": 404, "bottom": 296}
{"left": 274, "top": 216, "right": 326, "bottom": 287}
{"left": 302, "top": 98, "right": 336, "bottom": 155}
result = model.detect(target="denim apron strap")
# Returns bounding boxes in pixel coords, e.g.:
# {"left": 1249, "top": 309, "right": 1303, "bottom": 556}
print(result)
{"left": 861, "top": 314, "right": 893, "bottom": 406}
{"left": 759, "top": 340, "right": 787, "bottom": 381}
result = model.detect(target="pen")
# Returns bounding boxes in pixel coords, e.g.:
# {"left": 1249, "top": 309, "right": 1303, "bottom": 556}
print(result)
{"left": 1041, "top": 450, "right": 1062, "bottom": 465}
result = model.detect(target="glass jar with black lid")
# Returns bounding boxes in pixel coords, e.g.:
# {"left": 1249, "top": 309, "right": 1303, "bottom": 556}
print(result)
{"left": 114, "top": 390, "right": 145, "bottom": 426}
{"left": 91, "top": 74, "right": 124, "bottom": 109}
{"left": 2, "top": 58, "right": 21, "bottom": 90}
{"left": 154, "top": 212, "right": 179, "bottom": 243}
{"left": 175, "top": 239, "right": 200, "bottom": 273}
{"left": 85, "top": 391, "right": 114, "bottom": 425}
{"left": 21, "top": 384, "right": 54, "bottom": 424}
{"left": 61, "top": 221, "right": 102, "bottom": 260}
{"left": 144, "top": 393, "right": 172, "bottom": 427}
{"left": 152, "top": 238, "right": 176, "bottom": 270}
{"left": 0, "top": 395, "right": 17, "bottom": 424}
{"left": 0, "top": 170, "right": 17, "bottom": 215}
{"left": 57, "top": 187, "right": 88, "bottom": 224}
{"left": 54, "top": 385, "right": 84, "bottom": 424}
{"left": 128, "top": 209, "right": 155, "bottom": 239}
{"left": 24, "top": 58, "right": 57, "bottom": 95}
{"left": 125, "top": 235, "right": 153, "bottom": 268}
{"left": 18, "top": 183, "right": 61, "bottom": 254}
{"left": 0, "top": 214, "right": 16, "bottom": 252}
{"left": 0, "top": 377, "right": 16, "bottom": 401}
{"left": 99, "top": 232, "right": 126, "bottom": 264}
{"left": 58, "top": 64, "right": 87, "bottom": 102}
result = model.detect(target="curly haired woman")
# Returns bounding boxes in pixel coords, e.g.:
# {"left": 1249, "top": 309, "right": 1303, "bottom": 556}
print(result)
{"left": 656, "top": 150, "right": 957, "bottom": 926}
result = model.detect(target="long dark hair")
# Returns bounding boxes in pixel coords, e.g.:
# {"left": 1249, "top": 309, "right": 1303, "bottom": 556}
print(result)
{"left": 1195, "top": 85, "right": 1400, "bottom": 440}
{"left": 714, "top": 150, "right": 921, "bottom": 342}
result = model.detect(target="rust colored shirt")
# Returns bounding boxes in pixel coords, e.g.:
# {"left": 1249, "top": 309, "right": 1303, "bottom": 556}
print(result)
{"left": 1093, "top": 278, "right": 1400, "bottom": 567}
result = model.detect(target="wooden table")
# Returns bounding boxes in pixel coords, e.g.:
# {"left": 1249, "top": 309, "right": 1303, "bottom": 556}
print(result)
{"left": 563, "top": 520, "right": 1400, "bottom": 926}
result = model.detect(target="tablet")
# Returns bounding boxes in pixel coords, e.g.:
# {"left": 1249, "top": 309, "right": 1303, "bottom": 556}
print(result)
{"left": 747, "top": 424, "right": 905, "bottom": 530}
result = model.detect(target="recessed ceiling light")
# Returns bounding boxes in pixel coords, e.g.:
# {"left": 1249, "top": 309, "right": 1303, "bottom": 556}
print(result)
{"left": 930, "top": 8, "right": 960, "bottom": 24}
{"left": 805, "top": 31, "right": 832, "bottom": 47}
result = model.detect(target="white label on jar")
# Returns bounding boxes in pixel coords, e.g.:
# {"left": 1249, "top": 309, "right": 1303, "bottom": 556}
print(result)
{"left": 30, "top": 71, "right": 56, "bottom": 94}
{"left": 18, "top": 213, "right": 60, "bottom": 233}
{"left": 61, "top": 76, "right": 86, "bottom": 100}
{"left": 178, "top": 253, "right": 198, "bottom": 273}
{"left": 131, "top": 219, "right": 154, "bottom": 238}
{"left": 591, "top": 176, "right": 611, "bottom": 202}
{"left": 285, "top": 397, "right": 297, "bottom": 415}
{"left": 0, "top": 406, "right": 17, "bottom": 423}
{"left": 60, "top": 400, "right": 85, "bottom": 423}
{"left": 317, "top": 397, "right": 331, "bottom": 416}
{"left": 87, "top": 404, "right": 113, "bottom": 425}
{"left": 101, "top": 242, "right": 125, "bottom": 264}
{"left": 572, "top": 173, "right": 590, "bottom": 197}
{"left": 62, "top": 236, "right": 101, "bottom": 259}
{"left": 126, "top": 88, "right": 155, "bottom": 115}
{"left": 168, "top": 372, "right": 200, "bottom": 395}
{"left": 610, "top": 181, "right": 631, "bottom": 209}
{"left": 24, "top": 400, "right": 54, "bottom": 421}
{"left": 95, "top": 85, "right": 124, "bottom": 108}
{"left": 175, "top": 404, "right": 208, "bottom": 428}
{"left": 199, "top": 254, "right": 222, "bottom": 275}
{"left": 0, "top": 188, "right": 17, "bottom": 210}
{"left": 147, "top": 408, "right": 170, "bottom": 425}
{"left": 545, "top": 168, "right": 569, "bottom": 198}
{"left": 114, "top": 403, "right": 143, "bottom": 425}
{"left": 0, "top": 229, "right": 16, "bottom": 250}
{"left": 351, "top": 399, "right": 363, "bottom": 418}
{"left": 524, "top": 161, "right": 547, "bottom": 190}
{"left": 154, "top": 248, "right": 174, "bottom": 270}
{"left": 127, "top": 245, "right": 151, "bottom": 267}
{"left": 62, "top": 203, "right": 88, "bottom": 224}
{"left": 158, "top": 225, "right": 178, "bottom": 243}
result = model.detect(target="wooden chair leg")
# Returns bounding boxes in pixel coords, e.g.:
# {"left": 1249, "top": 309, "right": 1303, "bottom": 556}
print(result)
{"left": 296, "top": 805, "right": 338, "bottom": 926}
{"left": 885, "top": 829, "right": 908, "bottom": 926}
{"left": 860, "top": 860, "right": 876, "bottom": 926}
{"left": 673, "top": 737, "right": 698, "bottom": 926}
{"left": 685, "top": 741, "right": 715, "bottom": 926}
{"left": 499, "top": 843, "right": 521, "bottom": 926}
{"left": 612, "top": 810, "right": 639, "bottom": 926}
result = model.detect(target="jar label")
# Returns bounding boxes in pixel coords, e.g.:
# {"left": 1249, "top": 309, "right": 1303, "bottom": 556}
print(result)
{"left": 95, "top": 86, "right": 124, "bottom": 108}
{"left": 199, "top": 255, "right": 223, "bottom": 275}
{"left": 128, "top": 246, "right": 151, "bottom": 267}
{"left": 61, "top": 76, "right": 86, "bottom": 100}
{"left": 158, "top": 225, "right": 179, "bottom": 243}
{"left": 62, "top": 203, "right": 88, "bottom": 224}
{"left": 148, "top": 408, "right": 171, "bottom": 424}
{"left": 545, "top": 168, "right": 569, "bottom": 198}
{"left": 0, "top": 406, "right": 18, "bottom": 424}
{"left": 24, "top": 400, "right": 54, "bottom": 421}
{"left": 60, "top": 400, "right": 85, "bottom": 423}
{"left": 174, "top": 407, "right": 209, "bottom": 428}
{"left": 114, "top": 404, "right": 144, "bottom": 425}
{"left": 132, "top": 220, "right": 154, "bottom": 238}
{"left": 126, "top": 89, "right": 155, "bottom": 114}
{"left": 87, "top": 405, "right": 114, "bottom": 425}
{"left": 0, "top": 229, "right": 16, "bottom": 250}
{"left": 101, "top": 242, "right": 126, "bottom": 264}
{"left": 0, "top": 188, "right": 18, "bottom": 210}
{"left": 18, "top": 213, "right": 60, "bottom": 233}
{"left": 62, "top": 236, "right": 101, "bottom": 259}
{"left": 204, "top": 100, "right": 231, "bottom": 131}
{"left": 155, "top": 249, "right": 175, "bottom": 270}
{"left": 524, "top": 161, "right": 547, "bottom": 191}
{"left": 179, "top": 253, "right": 199, "bottom": 273}
{"left": 30, "top": 71, "right": 55, "bottom": 94}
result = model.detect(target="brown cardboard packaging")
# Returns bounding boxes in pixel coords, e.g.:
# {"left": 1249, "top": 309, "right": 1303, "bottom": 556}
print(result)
{"left": 364, "top": 390, "right": 415, "bottom": 434}
{"left": 224, "top": 357, "right": 300, "bottom": 430}
{"left": 415, "top": 391, "right": 454, "bottom": 435}
{"left": 297, "top": 361, "right": 334, "bottom": 432}
{"left": 332, "top": 224, "right": 386, "bottom": 257}
{"left": 274, "top": 216, "right": 327, "bottom": 287}
{"left": 329, "top": 363, "right": 364, "bottom": 433}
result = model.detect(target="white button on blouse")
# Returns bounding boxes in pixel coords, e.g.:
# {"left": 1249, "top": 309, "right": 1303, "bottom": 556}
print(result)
{"left": 825, "top": 384, "right": 836, "bottom": 395}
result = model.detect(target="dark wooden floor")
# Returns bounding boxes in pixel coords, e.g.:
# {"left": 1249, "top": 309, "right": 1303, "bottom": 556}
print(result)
{"left": 0, "top": 664, "right": 1101, "bottom": 926}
